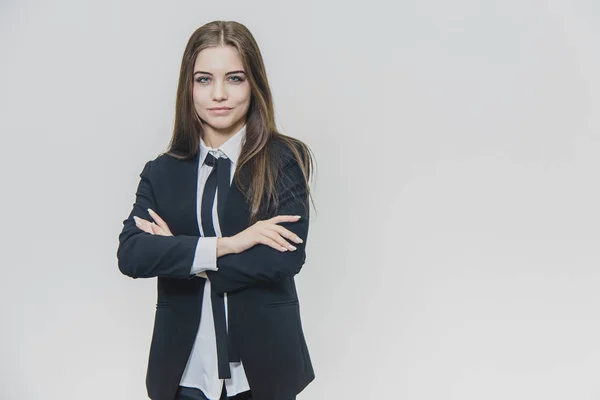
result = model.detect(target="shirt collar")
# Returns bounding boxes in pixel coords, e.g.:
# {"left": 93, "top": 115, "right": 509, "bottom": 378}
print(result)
{"left": 199, "top": 124, "right": 246, "bottom": 166}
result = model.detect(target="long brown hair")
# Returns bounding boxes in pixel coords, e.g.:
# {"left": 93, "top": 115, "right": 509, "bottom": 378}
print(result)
{"left": 163, "top": 20, "right": 315, "bottom": 224}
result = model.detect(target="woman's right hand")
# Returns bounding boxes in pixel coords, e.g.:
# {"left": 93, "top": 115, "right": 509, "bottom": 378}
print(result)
{"left": 221, "top": 215, "right": 304, "bottom": 255}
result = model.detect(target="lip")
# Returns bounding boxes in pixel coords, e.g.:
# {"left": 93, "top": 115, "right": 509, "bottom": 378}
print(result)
{"left": 208, "top": 107, "right": 232, "bottom": 115}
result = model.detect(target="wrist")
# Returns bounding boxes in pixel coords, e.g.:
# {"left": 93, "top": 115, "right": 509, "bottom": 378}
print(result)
{"left": 217, "top": 237, "right": 236, "bottom": 257}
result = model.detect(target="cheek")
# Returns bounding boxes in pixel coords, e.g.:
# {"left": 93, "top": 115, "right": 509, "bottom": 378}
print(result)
{"left": 234, "top": 86, "right": 252, "bottom": 106}
{"left": 192, "top": 86, "right": 203, "bottom": 105}
{"left": 231, "top": 81, "right": 250, "bottom": 96}
{"left": 192, "top": 87, "right": 210, "bottom": 116}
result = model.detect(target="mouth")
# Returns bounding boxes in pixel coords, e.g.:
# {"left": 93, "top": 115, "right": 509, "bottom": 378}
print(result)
{"left": 208, "top": 107, "right": 233, "bottom": 115}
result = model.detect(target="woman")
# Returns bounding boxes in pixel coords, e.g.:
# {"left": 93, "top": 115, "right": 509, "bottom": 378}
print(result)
{"left": 117, "top": 20, "right": 315, "bottom": 400}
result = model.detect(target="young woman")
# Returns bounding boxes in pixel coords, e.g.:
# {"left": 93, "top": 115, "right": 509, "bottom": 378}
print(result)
{"left": 117, "top": 20, "right": 315, "bottom": 400}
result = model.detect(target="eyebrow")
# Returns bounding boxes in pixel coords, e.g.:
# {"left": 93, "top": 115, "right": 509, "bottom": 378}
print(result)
{"left": 193, "top": 70, "right": 246, "bottom": 76}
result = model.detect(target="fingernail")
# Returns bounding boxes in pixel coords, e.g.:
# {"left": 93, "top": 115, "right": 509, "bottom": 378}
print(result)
{"left": 148, "top": 208, "right": 154, "bottom": 214}
{"left": 295, "top": 215, "right": 301, "bottom": 219}
{"left": 288, "top": 245, "right": 297, "bottom": 251}
{"left": 133, "top": 216, "right": 139, "bottom": 223}
{"left": 295, "top": 236, "right": 303, "bottom": 243}
{"left": 281, "top": 246, "right": 288, "bottom": 252}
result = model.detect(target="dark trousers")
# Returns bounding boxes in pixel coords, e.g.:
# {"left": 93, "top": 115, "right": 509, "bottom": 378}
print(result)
{"left": 174, "top": 385, "right": 296, "bottom": 400}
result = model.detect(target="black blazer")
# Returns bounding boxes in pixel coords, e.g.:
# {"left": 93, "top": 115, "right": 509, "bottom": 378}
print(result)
{"left": 117, "top": 139, "right": 315, "bottom": 400}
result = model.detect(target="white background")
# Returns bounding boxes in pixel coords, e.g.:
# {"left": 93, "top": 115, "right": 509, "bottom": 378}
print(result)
{"left": 1, "top": 0, "right": 599, "bottom": 399}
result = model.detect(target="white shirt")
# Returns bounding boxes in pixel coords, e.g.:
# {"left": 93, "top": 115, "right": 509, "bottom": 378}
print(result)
{"left": 178, "top": 124, "right": 250, "bottom": 399}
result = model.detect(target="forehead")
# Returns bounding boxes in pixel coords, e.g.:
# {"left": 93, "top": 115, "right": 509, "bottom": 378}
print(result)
{"left": 194, "top": 46, "right": 244, "bottom": 72}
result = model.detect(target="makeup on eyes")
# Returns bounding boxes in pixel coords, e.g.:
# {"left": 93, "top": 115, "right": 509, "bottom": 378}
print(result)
{"left": 195, "top": 76, "right": 245, "bottom": 83}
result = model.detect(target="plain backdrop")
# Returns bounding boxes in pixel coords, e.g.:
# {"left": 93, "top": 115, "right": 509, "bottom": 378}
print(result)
{"left": 1, "top": 0, "right": 600, "bottom": 399}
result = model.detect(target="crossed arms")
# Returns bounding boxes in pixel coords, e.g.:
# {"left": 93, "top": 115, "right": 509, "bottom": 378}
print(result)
{"left": 116, "top": 156, "right": 309, "bottom": 295}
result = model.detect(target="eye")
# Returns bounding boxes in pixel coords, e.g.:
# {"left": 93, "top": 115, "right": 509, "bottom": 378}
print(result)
{"left": 195, "top": 76, "right": 210, "bottom": 83}
{"left": 229, "top": 76, "right": 245, "bottom": 83}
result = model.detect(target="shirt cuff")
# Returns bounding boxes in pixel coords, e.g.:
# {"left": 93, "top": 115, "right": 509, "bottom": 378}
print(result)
{"left": 190, "top": 237, "right": 219, "bottom": 276}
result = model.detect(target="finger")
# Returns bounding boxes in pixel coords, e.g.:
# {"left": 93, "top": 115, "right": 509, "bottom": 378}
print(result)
{"left": 268, "top": 215, "right": 301, "bottom": 224}
{"left": 257, "top": 235, "right": 289, "bottom": 252}
{"left": 150, "top": 222, "right": 159, "bottom": 235}
{"left": 150, "top": 222, "right": 171, "bottom": 237}
{"left": 261, "top": 229, "right": 297, "bottom": 251}
{"left": 148, "top": 209, "right": 173, "bottom": 235}
{"left": 134, "top": 216, "right": 154, "bottom": 234}
{"left": 147, "top": 208, "right": 165, "bottom": 225}
{"left": 270, "top": 225, "right": 304, "bottom": 244}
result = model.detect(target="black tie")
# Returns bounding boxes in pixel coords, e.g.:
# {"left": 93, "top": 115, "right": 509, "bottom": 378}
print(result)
{"left": 200, "top": 152, "right": 240, "bottom": 380}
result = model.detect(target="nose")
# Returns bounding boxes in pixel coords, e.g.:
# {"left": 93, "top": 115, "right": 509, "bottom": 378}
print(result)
{"left": 212, "top": 81, "right": 227, "bottom": 101}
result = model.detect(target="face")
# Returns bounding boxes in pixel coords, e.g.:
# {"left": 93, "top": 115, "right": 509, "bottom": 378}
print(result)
{"left": 192, "top": 45, "right": 251, "bottom": 140}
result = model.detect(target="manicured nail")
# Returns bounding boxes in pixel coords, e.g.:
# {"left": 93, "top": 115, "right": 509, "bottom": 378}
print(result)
{"left": 288, "top": 245, "right": 297, "bottom": 251}
{"left": 148, "top": 208, "right": 154, "bottom": 214}
{"left": 133, "top": 216, "right": 139, "bottom": 223}
{"left": 281, "top": 246, "right": 288, "bottom": 251}
{"left": 295, "top": 236, "right": 303, "bottom": 243}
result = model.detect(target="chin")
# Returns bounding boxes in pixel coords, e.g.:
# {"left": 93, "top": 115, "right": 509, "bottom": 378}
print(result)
{"left": 208, "top": 118, "right": 234, "bottom": 128}
{"left": 205, "top": 117, "right": 241, "bottom": 130}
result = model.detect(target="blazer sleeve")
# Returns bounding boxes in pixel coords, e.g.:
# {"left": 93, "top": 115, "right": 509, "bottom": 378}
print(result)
{"left": 206, "top": 155, "right": 310, "bottom": 295}
{"left": 116, "top": 160, "right": 199, "bottom": 280}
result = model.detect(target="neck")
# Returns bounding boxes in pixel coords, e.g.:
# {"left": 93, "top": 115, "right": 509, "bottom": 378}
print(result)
{"left": 202, "top": 119, "right": 245, "bottom": 148}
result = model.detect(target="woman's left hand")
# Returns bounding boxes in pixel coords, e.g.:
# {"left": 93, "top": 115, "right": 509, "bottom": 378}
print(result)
{"left": 133, "top": 208, "right": 173, "bottom": 236}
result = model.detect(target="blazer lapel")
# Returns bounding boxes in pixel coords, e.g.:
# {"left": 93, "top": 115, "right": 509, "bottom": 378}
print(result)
{"left": 221, "top": 163, "right": 252, "bottom": 237}
{"left": 169, "top": 153, "right": 201, "bottom": 237}
{"left": 168, "top": 153, "right": 251, "bottom": 238}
